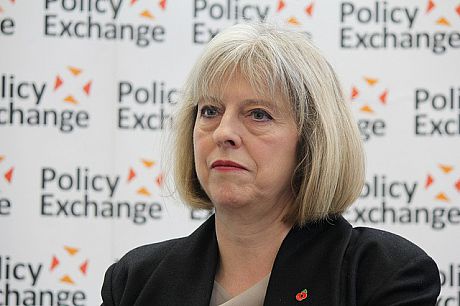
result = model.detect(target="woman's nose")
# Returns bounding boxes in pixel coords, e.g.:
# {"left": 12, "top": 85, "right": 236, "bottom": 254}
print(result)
{"left": 212, "top": 112, "right": 242, "bottom": 149}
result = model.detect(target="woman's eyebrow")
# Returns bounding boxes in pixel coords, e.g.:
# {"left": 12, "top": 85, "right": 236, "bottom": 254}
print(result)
{"left": 242, "top": 99, "right": 283, "bottom": 113}
{"left": 242, "top": 99, "right": 274, "bottom": 107}
{"left": 199, "top": 97, "right": 280, "bottom": 112}
{"left": 199, "top": 96, "right": 223, "bottom": 105}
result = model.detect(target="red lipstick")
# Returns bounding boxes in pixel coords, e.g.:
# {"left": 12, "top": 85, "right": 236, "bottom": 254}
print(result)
{"left": 211, "top": 160, "right": 247, "bottom": 171}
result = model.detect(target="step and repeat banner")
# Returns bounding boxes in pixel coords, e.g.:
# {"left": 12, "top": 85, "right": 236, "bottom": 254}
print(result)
{"left": 0, "top": 0, "right": 459, "bottom": 305}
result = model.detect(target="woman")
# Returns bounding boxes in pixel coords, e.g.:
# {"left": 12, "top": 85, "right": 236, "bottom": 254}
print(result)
{"left": 101, "top": 23, "right": 440, "bottom": 306}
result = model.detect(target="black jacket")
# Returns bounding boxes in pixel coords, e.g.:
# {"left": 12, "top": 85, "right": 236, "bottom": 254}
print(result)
{"left": 101, "top": 215, "right": 440, "bottom": 305}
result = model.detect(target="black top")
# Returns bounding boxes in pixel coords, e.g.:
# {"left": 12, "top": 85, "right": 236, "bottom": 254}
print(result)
{"left": 101, "top": 215, "right": 440, "bottom": 306}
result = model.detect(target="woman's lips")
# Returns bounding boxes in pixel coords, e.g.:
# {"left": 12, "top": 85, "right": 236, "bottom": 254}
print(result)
{"left": 211, "top": 160, "right": 247, "bottom": 171}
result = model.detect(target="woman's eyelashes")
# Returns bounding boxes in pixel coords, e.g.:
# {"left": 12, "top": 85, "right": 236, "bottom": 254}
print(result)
{"left": 199, "top": 105, "right": 274, "bottom": 122}
{"left": 200, "top": 105, "right": 219, "bottom": 118}
{"left": 249, "top": 109, "right": 273, "bottom": 122}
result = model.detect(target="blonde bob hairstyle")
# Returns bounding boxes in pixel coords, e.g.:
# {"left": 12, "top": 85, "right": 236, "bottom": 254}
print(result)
{"left": 174, "top": 22, "right": 365, "bottom": 226}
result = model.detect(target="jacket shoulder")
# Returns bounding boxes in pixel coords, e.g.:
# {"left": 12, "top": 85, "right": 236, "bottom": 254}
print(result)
{"left": 345, "top": 227, "right": 440, "bottom": 306}
{"left": 118, "top": 238, "right": 182, "bottom": 269}
{"left": 350, "top": 227, "right": 429, "bottom": 259}
{"left": 101, "top": 215, "right": 218, "bottom": 306}
{"left": 101, "top": 238, "right": 183, "bottom": 306}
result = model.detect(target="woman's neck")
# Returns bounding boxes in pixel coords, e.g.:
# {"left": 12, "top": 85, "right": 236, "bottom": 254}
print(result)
{"left": 214, "top": 205, "right": 292, "bottom": 297}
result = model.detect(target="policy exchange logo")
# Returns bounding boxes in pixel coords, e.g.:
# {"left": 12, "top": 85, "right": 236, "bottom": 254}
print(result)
{"left": 339, "top": 1, "right": 460, "bottom": 54}
{"left": 0, "top": 66, "right": 92, "bottom": 132}
{"left": 44, "top": 0, "right": 167, "bottom": 46}
{"left": 127, "top": 158, "right": 164, "bottom": 197}
{"left": 275, "top": 0, "right": 315, "bottom": 26}
{"left": 53, "top": 66, "right": 92, "bottom": 106}
{"left": 0, "top": 250, "right": 89, "bottom": 304}
{"left": 50, "top": 246, "right": 89, "bottom": 285}
{"left": 425, "top": 0, "right": 460, "bottom": 27}
{"left": 424, "top": 164, "right": 460, "bottom": 203}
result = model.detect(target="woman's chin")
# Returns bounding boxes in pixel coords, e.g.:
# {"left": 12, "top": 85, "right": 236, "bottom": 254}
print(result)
{"left": 212, "top": 195, "right": 247, "bottom": 209}
{"left": 203, "top": 179, "right": 263, "bottom": 213}
{"left": 209, "top": 187, "right": 253, "bottom": 210}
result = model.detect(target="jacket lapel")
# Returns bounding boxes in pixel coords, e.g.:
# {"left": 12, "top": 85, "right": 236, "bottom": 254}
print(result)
{"left": 134, "top": 215, "right": 219, "bottom": 306}
{"left": 264, "top": 217, "right": 352, "bottom": 306}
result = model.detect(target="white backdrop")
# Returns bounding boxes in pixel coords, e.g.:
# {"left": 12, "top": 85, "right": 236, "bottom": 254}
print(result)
{"left": 0, "top": 0, "right": 459, "bottom": 305}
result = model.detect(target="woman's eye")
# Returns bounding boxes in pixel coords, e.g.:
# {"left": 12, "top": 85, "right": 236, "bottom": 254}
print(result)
{"left": 200, "top": 106, "right": 218, "bottom": 118}
{"left": 250, "top": 109, "right": 272, "bottom": 121}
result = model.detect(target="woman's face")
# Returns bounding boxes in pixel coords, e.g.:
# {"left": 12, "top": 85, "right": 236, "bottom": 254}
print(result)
{"left": 193, "top": 75, "right": 299, "bottom": 214}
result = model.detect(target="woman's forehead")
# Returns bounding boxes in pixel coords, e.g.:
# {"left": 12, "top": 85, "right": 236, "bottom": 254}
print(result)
{"left": 200, "top": 73, "right": 281, "bottom": 102}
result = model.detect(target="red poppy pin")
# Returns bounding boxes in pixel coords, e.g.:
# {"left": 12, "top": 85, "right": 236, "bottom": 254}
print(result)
{"left": 296, "top": 289, "right": 308, "bottom": 302}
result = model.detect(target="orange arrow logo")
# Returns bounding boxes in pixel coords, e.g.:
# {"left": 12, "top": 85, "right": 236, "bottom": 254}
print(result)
{"left": 83, "top": 81, "right": 92, "bottom": 96}
{"left": 439, "top": 164, "right": 453, "bottom": 174}
{"left": 68, "top": 66, "right": 82, "bottom": 76}
{"left": 137, "top": 187, "right": 151, "bottom": 196}
{"left": 64, "top": 246, "right": 79, "bottom": 256}
{"left": 50, "top": 256, "right": 60, "bottom": 271}
{"left": 127, "top": 168, "right": 136, "bottom": 182}
{"left": 435, "top": 192, "right": 449, "bottom": 202}
{"left": 360, "top": 105, "right": 374, "bottom": 113}
{"left": 305, "top": 2, "right": 314, "bottom": 16}
{"left": 425, "top": 174, "right": 434, "bottom": 189}
{"left": 426, "top": 0, "right": 435, "bottom": 13}
{"left": 80, "top": 260, "right": 89, "bottom": 275}
{"left": 287, "top": 16, "right": 300, "bottom": 25}
{"left": 379, "top": 90, "right": 388, "bottom": 104}
{"left": 277, "top": 0, "right": 285, "bottom": 12}
{"left": 140, "top": 10, "right": 154, "bottom": 19}
{"left": 351, "top": 87, "right": 359, "bottom": 100}
{"left": 156, "top": 174, "right": 164, "bottom": 186}
{"left": 436, "top": 17, "right": 450, "bottom": 26}
{"left": 54, "top": 76, "right": 63, "bottom": 91}
{"left": 4, "top": 167, "right": 13, "bottom": 183}
{"left": 142, "top": 159, "right": 155, "bottom": 168}
{"left": 364, "top": 77, "right": 378, "bottom": 86}
{"left": 64, "top": 95, "right": 78, "bottom": 105}
{"left": 60, "top": 275, "right": 75, "bottom": 285}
